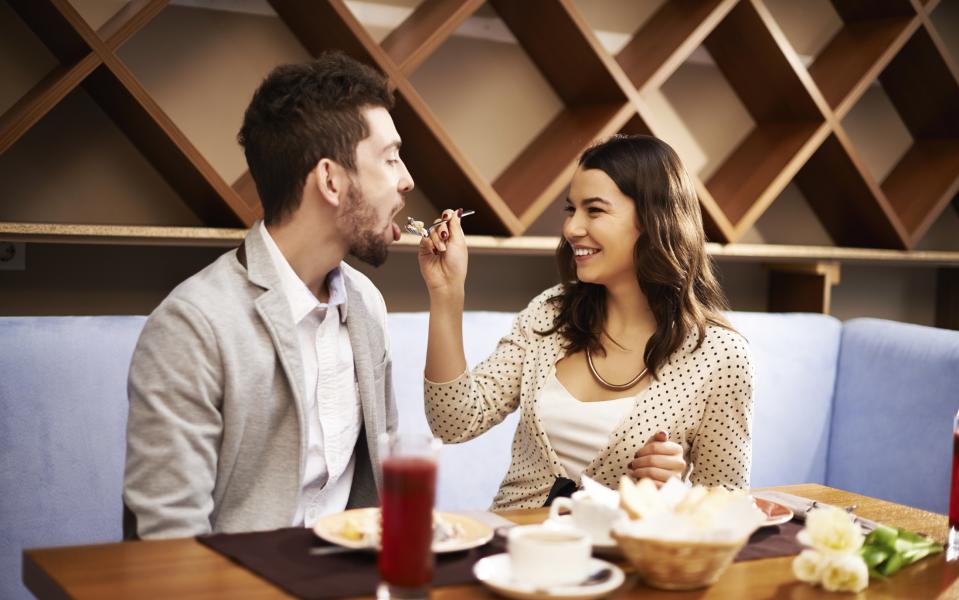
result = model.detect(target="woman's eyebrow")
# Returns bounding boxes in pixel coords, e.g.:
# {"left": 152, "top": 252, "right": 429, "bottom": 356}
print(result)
{"left": 581, "top": 197, "right": 611, "bottom": 206}
{"left": 566, "top": 197, "right": 611, "bottom": 207}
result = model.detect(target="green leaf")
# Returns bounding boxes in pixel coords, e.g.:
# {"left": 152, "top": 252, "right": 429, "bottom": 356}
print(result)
{"left": 867, "top": 525, "right": 899, "bottom": 550}
{"left": 858, "top": 523, "right": 943, "bottom": 580}
{"left": 897, "top": 529, "right": 928, "bottom": 544}
{"left": 894, "top": 537, "right": 921, "bottom": 553}
{"left": 903, "top": 546, "right": 942, "bottom": 564}
{"left": 900, "top": 548, "right": 924, "bottom": 563}
{"left": 878, "top": 551, "right": 905, "bottom": 577}
{"left": 861, "top": 545, "right": 890, "bottom": 568}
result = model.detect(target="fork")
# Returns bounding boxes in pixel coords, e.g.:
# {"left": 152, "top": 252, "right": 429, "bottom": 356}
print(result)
{"left": 405, "top": 210, "right": 475, "bottom": 237}
{"left": 807, "top": 501, "right": 876, "bottom": 533}
{"left": 810, "top": 501, "right": 858, "bottom": 513}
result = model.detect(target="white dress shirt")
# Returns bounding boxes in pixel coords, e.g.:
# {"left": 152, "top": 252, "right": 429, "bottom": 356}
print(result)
{"left": 259, "top": 223, "right": 362, "bottom": 527}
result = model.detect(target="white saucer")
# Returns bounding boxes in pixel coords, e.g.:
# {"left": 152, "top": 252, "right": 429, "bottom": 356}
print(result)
{"left": 545, "top": 515, "right": 621, "bottom": 556}
{"left": 473, "top": 554, "right": 625, "bottom": 600}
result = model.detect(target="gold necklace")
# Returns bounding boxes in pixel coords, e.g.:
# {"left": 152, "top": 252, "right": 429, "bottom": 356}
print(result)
{"left": 585, "top": 347, "right": 648, "bottom": 391}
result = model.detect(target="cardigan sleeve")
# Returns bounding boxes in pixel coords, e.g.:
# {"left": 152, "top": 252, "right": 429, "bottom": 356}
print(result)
{"left": 424, "top": 289, "right": 557, "bottom": 444}
{"left": 688, "top": 328, "right": 755, "bottom": 490}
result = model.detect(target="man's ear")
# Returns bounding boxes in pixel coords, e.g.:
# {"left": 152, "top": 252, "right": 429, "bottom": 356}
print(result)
{"left": 313, "top": 158, "right": 347, "bottom": 208}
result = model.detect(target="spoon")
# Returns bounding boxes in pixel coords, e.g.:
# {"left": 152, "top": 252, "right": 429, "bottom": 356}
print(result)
{"left": 532, "top": 568, "right": 614, "bottom": 593}
{"left": 577, "top": 568, "right": 614, "bottom": 587}
{"left": 405, "top": 210, "right": 475, "bottom": 237}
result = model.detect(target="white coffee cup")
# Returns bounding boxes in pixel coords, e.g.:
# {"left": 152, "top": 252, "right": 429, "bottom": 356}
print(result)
{"left": 548, "top": 490, "right": 624, "bottom": 543}
{"left": 507, "top": 525, "right": 591, "bottom": 587}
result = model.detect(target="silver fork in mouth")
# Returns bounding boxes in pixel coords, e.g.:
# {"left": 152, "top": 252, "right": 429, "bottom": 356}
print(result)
{"left": 405, "top": 210, "right": 476, "bottom": 237}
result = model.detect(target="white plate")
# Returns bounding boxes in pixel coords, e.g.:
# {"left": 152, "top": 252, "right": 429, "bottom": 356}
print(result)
{"left": 473, "top": 553, "right": 625, "bottom": 600}
{"left": 545, "top": 515, "right": 621, "bottom": 557}
{"left": 752, "top": 497, "right": 794, "bottom": 527}
{"left": 312, "top": 507, "right": 494, "bottom": 553}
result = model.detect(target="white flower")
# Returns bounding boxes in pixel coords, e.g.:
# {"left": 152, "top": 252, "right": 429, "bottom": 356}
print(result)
{"left": 820, "top": 552, "right": 869, "bottom": 593}
{"left": 796, "top": 506, "right": 864, "bottom": 554}
{"left": 792, "top": 549, "right": 824, "bottom": 583}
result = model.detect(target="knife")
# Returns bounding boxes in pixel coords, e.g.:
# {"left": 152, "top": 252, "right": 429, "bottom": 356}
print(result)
{"left": 309, "top": 544, "right": 370, "bottom": 556}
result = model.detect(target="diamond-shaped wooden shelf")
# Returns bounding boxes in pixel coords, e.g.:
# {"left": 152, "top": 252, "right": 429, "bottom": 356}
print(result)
{"left": 1, "top": 0, "right": 958, "bottom": 251}
{"left": 2, "top": 0, "right": 258, "bottom": 227}
{"left": 805, "top": 0, "right": 919, "bottom": 117}
{"left": 866, "top": 25, "right": 959, "bottom": 247}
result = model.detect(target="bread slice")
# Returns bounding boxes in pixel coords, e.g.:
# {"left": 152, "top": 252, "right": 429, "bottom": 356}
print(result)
{"left": 619, "top": 476, "right": 666, "bottom": 520}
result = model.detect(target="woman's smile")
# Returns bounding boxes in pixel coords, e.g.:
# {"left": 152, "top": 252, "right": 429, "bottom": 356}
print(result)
{"left": 573, "top": 245, "right": 601, "bottom": 263}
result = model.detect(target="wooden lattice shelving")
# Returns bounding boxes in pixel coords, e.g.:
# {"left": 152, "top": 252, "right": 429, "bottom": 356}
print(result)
{"left": 1, "top": 0, "right": 958, "bottom": 252}
{"left": 6, "top": 221, "right": 959, "bottom": 267}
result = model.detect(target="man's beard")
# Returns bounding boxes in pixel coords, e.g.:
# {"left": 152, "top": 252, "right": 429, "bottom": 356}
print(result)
{"left": 337, "top": 180, "right": 389, "bottom": 268}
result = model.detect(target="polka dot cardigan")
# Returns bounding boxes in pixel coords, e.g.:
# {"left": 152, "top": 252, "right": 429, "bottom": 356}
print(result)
{"left": 424, "top": 285, "right": 755, "bottom": 510}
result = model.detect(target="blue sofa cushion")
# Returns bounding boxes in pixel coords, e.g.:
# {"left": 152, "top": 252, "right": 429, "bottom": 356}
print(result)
{"left": 728, "top": 312, "right": 842, "bottom": 488}
{"left": 389, "top": 312, "right": 519, "bottom": 511}
{"left": 0, "top": 316, "right": 145, "bottom": 600}
{"left": 828, "top": 318, "right": 959, "bottom": 513}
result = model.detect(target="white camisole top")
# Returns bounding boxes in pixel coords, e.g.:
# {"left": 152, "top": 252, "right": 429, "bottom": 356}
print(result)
{"left": 537, "top": 372, "right": 636, "bottom": 482}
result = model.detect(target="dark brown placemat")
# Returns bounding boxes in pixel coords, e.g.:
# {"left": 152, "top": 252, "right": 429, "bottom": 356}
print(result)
{"left": 735, "top": 519, "right": 804, "bottom": 561}
{"left": 199, "top": 520, "right": 803, "bottom": 599}
{"left": 198, "top": 528, "right": 505, "bottom": 600}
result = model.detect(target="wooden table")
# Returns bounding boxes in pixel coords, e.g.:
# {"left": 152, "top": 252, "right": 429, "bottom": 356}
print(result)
{"left": 23, "top": 484, "right": 959, "bottom": 599}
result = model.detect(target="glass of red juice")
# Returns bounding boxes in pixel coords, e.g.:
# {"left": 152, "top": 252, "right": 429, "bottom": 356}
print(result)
{"left": 949, "top": 411, "right": 959, "bottom": 561}
{"left": 378, "top": 432, "right": 442, "bottom": 599}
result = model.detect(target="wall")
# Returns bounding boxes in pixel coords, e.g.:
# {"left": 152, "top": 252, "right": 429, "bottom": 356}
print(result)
{"left": 1, "top": 0, "right": 958, "bottom": 324}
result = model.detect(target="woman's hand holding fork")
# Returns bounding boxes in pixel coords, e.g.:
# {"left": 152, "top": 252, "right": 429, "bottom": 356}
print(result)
{"left": 417, "top": 208, "right": 469, "bottom": 299}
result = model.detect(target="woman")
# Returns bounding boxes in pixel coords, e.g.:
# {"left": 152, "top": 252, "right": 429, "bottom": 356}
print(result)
{"left": 418, "top": 135, "right": 753, "bottom": 510}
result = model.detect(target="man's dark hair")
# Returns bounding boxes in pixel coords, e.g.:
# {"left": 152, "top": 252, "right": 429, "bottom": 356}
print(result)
{"left": 238, "top": 51, "right": 394, "bottom": 224}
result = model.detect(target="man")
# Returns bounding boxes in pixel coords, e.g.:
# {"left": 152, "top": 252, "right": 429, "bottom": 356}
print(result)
{"left": 124, "top": 51, "right": 413, "bottom": 539}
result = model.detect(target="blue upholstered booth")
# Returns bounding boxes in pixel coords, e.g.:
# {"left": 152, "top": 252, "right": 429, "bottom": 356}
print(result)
{"left": 2, "top": 312, "right": 958, "bottom": 599}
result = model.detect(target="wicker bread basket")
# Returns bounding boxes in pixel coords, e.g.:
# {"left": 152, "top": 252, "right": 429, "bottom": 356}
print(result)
{"left": 611, "top": 530, "right": 749, "bottom": 590}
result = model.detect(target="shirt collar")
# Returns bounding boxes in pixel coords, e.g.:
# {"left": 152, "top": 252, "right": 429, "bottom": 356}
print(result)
{"left": 259, "top": 222, "right": 348, "bottom": 324}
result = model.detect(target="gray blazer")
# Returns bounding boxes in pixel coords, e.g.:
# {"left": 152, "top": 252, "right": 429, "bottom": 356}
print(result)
{"left": 124, "top": 225, "right": 397, "bottom": 539}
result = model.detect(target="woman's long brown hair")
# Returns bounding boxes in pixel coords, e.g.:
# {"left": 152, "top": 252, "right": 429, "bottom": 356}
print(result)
{"left": 540, "top": 135, "right": 731, "bottom": 379}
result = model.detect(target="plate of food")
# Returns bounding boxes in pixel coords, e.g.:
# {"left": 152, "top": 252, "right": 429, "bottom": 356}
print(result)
{"left": 752, "top": 497, "right": 794, "bottom": 527}
{"left": 313, "top": 507, "right": 494, "bottom": 553}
